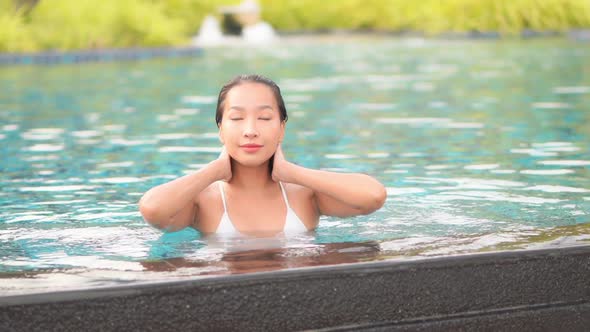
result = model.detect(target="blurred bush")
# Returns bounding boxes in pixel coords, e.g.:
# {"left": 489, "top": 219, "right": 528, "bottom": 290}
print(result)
{"left": 261, "top": 0, "right": 590, "bottom": 35}
{"left": 0, "top": 0, "right": 234, "bottom": 52}
{"left": 1, "top": 0, "right": 590, "bottom": 52}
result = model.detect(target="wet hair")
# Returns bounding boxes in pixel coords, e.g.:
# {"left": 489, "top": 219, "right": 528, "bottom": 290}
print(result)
{"left": 215, "top": 74, "right": 288, "bottom": 127}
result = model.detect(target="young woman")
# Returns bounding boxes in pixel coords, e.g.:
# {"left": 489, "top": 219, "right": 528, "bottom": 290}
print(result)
{"left": 139, "top": 74, "right": 386, "bottom": 237}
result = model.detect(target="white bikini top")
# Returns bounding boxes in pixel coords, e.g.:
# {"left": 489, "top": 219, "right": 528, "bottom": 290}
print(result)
{"left": 216, "top": 181, "right": 308, "bottom": 235}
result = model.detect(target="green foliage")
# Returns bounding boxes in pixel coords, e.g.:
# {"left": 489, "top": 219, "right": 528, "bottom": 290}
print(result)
{"left": 27, "top": 0, "right": 188, "bottom": 50}
{"left": 1, "top": 0, "right": 590, "bottom": 52}
{"left": 0, "top": 8, "right": 37, "bottom": 52}
{"left": 261, "top": 0, "right": 590, "bottom": 35}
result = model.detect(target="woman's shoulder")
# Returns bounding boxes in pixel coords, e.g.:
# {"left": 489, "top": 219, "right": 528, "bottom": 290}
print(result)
{"left": 281, "top": 182, "right": 319, "bottom": 228}
{"left": 281, "top": 182, "right": 315, "bottom": 200}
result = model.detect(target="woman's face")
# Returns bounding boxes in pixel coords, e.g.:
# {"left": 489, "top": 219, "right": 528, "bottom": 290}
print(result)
{"left": 219, "top": 82, "right": 285, "bottom": 167}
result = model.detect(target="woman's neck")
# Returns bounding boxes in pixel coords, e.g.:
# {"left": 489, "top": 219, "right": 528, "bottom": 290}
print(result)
{"left": 228, "top": 159, "right": 275, "bottom": 190}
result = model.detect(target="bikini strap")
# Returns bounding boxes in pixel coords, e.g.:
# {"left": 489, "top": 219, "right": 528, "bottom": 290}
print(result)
{"left": 278, "top": 182, "right": 291, "bottom": 209}
{"left": 218, "top": 182, "right": 228, "bottom": 212}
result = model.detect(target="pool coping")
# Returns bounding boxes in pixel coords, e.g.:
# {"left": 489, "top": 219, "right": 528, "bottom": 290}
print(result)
{"left": 0, "top": 46, "right": 202, "bottom": 65}
{"left": 2, "top": 29, "right": 589, "bottom": 66}
{"left": 1, "top": 244, "right": 589, "bottom": 331}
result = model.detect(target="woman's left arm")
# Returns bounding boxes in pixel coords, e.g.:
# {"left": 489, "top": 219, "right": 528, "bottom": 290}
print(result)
{"left": 272, "top": 145, "right": 387, "bottom": 217}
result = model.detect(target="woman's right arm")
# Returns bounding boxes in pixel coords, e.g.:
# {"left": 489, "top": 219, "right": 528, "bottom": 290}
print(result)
{"left": 138, "top": 149, "right": 231, "bottom": 231}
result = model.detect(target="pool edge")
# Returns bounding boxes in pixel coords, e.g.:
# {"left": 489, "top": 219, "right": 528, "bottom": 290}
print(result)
{"left": 1, "top": 245, "right": 589, "bottom": 331}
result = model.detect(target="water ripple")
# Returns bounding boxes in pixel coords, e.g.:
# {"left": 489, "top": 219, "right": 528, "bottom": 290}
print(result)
{"left": 376, "top": 117, "right": 483, "bottom": 128}
{"left": 89, "top": 177, "right": 143, "bottom": 184}
{"left": 553, "top": 86, "right": 590, "bottom": 94}
{"left": 182, "top": 96, "right": 216, "bottom": 104}
{"left": 520, "top": 169, "right": 574, "bottom": 175}
{"left": 24, "top": 144, "right": 64, "bottom": 152}
{"left": 532, "top": 102, "right": 571, "bottom": 109}
{"left": 524, "top": 185, "right": 589, "bottom": 193}
{"left": 427, "top": 191, "right": 563, "bottom": 204}
{"left": 70, "top": 130, "right": 103, "bottom": 138}
{"left": 538, "top": 160, "right": 590, "bottom": 167}
{"left": 18, "top": 185, "right": 96, "bottom": 192}
{"left": 158, "top": 146, "right": 221, "bottom": 153}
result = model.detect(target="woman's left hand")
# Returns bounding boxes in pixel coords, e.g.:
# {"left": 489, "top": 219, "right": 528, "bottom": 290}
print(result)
{"left": 272, "top": 144, "right": 294, "bottom": 183}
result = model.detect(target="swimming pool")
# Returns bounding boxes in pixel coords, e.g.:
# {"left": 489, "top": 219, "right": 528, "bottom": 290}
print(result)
{"left": 1, "top": 36, "right": 589, "bottom": 296}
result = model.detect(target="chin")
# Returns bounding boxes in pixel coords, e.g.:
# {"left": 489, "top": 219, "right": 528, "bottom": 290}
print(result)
{"left": 232, "top": 154, "right": 272, "bottom": 168}
{"left": 237, "top": 159, "right": 268, "bottom": 168}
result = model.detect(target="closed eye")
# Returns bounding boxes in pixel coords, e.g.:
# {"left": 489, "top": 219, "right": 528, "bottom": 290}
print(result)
{"left": 259, "top": 118, "right": 271, "bottom": 121}
{"left": 230, "top": 118, "right": 243, "bottom": 121}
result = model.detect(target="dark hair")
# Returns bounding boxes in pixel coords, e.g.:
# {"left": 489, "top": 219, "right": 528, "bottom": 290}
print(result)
{"left": 215, "top": 74, "right": 288, "bottom": 127}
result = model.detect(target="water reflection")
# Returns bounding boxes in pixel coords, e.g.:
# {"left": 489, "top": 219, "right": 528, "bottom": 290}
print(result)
{"left": 142, "top": 241, "right": 382, "bottom": 275}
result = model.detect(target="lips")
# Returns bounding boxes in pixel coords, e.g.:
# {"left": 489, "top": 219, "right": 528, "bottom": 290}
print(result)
{"left": 240, "top": 143, "right": 263, "bottom": 153}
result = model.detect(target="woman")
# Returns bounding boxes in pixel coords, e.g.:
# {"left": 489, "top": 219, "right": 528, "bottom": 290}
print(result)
{"left": 139, "top": 74, "right": 386, "bottom": 237}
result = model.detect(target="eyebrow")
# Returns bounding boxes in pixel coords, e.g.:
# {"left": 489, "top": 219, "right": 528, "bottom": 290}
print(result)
{"left": 228, "top": 105, "right": 274, "bottom": 111}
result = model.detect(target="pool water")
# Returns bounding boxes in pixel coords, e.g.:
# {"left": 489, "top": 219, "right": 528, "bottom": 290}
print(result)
{"left": 1, "top": 36, "right": 589, "bottom": 295}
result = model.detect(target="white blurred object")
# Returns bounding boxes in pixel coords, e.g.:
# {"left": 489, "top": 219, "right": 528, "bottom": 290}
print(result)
{"left": 192, "top": 0, "right": 277, "bottom": 47}
{"left": 242, "top": 21, "right": 276, "bottom": 44}
{"left": 192, "top": 15, "right": 224, "bottom": 46}
{"left": 219, "top": 0, "right": 260, "bottom": 14}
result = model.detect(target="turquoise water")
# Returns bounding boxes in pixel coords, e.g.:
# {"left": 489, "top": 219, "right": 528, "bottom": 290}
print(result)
{"left": 1, "top": 37, "right": 590, "bottom": 294}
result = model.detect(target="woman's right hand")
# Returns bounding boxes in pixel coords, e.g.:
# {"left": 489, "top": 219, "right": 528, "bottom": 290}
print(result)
{"left": 214, "top": 146, "right": 232, "bottom": 182}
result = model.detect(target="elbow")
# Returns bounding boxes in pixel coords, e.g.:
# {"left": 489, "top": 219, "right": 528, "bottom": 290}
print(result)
{"left": 361, "top": 184, "right": 387, "bottom": 215}
{"left": 139, "top": 197, "right": 166, "bottom": 230}
{"left": 138, "top": 196, "right": 187, "bottom": 232}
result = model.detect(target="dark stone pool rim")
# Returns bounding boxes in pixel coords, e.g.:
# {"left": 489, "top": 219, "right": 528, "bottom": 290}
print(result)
{"left": 2, "top": 29, "right": 589, "bottom": 66}
{"left": 1, "top": 245, "right": 589, "bottom": 331}
{"left": 0, "top": 46, "right": 202, "bottom": 65}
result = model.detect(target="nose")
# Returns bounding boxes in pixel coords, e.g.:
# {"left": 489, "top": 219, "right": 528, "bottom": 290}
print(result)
{"left": 243, "top": 118, "right": 259, "bottom": 138}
